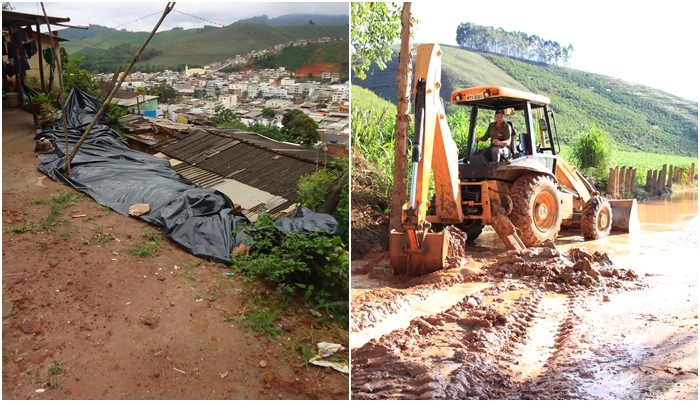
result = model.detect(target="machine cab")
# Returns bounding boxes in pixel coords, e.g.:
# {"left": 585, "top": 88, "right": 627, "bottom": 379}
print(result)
{"left": 451, "top": 86, "right": 560, "bottom": 172}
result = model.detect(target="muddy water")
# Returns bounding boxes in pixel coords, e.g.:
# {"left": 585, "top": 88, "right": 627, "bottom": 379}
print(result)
{"left": 558, "top": 190, "right": 698, "bottom": 399}
{"left": 350, "top": 282, "right": 490, "bottom": 349}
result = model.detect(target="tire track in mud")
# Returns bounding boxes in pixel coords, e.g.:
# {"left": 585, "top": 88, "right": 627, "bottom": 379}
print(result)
{"left": 352, "top": 245, "right": 644, "bottom": 399}
{"left": 351, "top": 258, "right": 483, "bottom": 334}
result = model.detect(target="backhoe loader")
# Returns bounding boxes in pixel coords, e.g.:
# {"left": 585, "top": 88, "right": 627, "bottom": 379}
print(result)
{"left": 390, "top": 43, "right": 640, "bottom": 275}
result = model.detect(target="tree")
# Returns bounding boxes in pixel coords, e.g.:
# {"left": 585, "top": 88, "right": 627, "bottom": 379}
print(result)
{"left": 211, "top": 106, "right": 241, "bottom": 127}
{"left": 262, "top": 107, "right": 276, "bottom": 119}
{"left": 62, "top": 55, "right": 98, "bottom": 97}
{"left": 282, "top": 109, "right": 320, "bottom": 146}
{"left": 351, "top": 2, "right": 401, "bottom": 80}
{"left": 390, "top": 2, "right": 413, "bottom": 233}
{"left": 153, "top": 84, "right": 178, "bottom": 103}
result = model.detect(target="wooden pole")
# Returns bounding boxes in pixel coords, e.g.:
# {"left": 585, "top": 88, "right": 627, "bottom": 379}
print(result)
{"left": 60, "top": 2, "right": 176, "bottom": 174}
{"left": 607, "top": 167, "right": 618, "bottom": 197}
{"left": 667, "top": 165, "right": 674, "bottom": 188}
{"left": 630, "top": 168, "right": 636, "bottom": 193}
{"left": 619, "top": 167, "right": 627, "bottom": 196}
{"left": 689, "top": 163, "right": 695, "bottom": 185}
{"left": 651, "top": 170, "right": 658, "bottom": 195}
{"left": 390, "top": 2, "right": 413, "bottom": 233}
{"left": 40, "top": 3, "right": 71, "bottom": 176}
{"left": 627, "top": 167, "right": 635, "bottom": 192}
{"left": 646, "top": 170, "right": 653, "bottom": 192}
{"left": 659, "top": 165, "right": 667, "bottom": 194}
{"left": 35, "top": 22, "right": 46, "bottom": 93}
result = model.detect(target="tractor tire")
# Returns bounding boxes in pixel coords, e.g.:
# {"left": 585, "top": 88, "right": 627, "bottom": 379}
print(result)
{"left": 581, "top": 196, "right": 612, "bottom": 240}
{"left": 458, "top": 220, "right": 484, "bottom": 242}
{"left": 509, "top": 174, "right": 562, "bottom": 247}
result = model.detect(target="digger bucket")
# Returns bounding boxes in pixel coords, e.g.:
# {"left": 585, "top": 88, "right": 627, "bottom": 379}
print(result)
{"left": 609, "top": 199, "right": 641, "bottom": 233}
{"left": 389, "top": 230, "right": 450, "bottom": 276}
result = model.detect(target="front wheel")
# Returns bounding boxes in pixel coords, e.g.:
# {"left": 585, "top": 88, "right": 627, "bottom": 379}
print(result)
{"left": 581, "top": 196, "right": 612, "bottom": 240}
{"left": 509, "top": 174, "right": 562, "bottom": 247}
{"left": 457, "top": 219, "right": 484, "bottom": 242}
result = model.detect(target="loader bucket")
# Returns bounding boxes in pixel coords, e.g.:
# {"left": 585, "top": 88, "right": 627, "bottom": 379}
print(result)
{"left": 609, "top": 199, "right": 640, "bottom": 233}
{"left": 389, "top": 230, "right": 450, "bottom": 276}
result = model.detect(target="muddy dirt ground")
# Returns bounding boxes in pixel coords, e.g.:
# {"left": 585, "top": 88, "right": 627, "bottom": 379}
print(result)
{"left": 2, "top": 107, "right": 349, "bottom": 399}
{"left": 351, "top": 177, "right": 697, "bottom": 398}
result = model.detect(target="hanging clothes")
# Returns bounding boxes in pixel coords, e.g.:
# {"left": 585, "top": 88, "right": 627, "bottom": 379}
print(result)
{"left": 23, "top": 41, "right": 38, "bottom": 59}
{"left": 43, "top": 48, "right": 56, "bottom": 90}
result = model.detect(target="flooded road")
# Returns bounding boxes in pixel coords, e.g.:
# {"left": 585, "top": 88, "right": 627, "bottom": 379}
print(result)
{"left": 351, "top": 190, "right": 698, "bottom": 399}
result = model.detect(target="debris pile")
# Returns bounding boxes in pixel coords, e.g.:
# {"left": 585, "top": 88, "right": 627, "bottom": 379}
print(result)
{"left": 489, "top": 245, "right": 638, "bottom": 289}
{"left": 443, "top": 226, "right": 469, "bottom": 268}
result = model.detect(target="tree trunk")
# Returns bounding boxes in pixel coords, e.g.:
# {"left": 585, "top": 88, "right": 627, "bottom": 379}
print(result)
{"left": 318, "top": 169, "right": 348, "bottom": 215}
{"left": 389, "top": 2, "right": 413, "bottom": 233}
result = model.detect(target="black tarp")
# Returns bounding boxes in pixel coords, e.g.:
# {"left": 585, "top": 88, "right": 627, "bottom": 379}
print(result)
{"left": 34, "top": 89, "right": 338, "bottom": 264}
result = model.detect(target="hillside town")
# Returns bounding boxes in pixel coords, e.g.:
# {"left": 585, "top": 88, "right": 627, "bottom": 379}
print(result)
{"left": 96, "top": 38, "right": 350, "bottom": 156}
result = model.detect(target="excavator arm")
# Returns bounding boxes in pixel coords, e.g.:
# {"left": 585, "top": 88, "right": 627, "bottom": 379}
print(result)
{"left": 390, "top": 44, "right": 463, "bottom": 275}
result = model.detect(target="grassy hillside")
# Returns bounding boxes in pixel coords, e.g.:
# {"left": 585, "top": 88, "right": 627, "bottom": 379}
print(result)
{"left": 354, "top": 44, "right": 698, "bottom": 158}
{"left": 64, "top": 24, "right": 348, "bottom": 70}
{"left": 483, "top": 54, "right": 698, "bottom": 157}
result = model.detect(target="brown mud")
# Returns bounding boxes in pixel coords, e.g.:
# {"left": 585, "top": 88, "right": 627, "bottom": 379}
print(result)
{"left": 351, "top": 190, "right": 698, "bottom": 399}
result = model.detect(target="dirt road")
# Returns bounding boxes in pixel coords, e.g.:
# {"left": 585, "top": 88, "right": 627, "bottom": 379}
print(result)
{"left": 351, "top": 191, "right": 698, "bottom": 399}
{"left": 2, "top": 107, "right": 349, "bottom": 399}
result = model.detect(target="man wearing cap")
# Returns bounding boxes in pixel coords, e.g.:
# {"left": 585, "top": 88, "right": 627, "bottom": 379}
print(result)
{"left": 476, "top": 109, "right": 512, "bottom": 162}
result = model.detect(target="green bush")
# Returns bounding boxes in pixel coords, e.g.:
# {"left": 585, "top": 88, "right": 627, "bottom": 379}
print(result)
{"left": 297, "top": 166, "right": 349, "bottom": 243}
{"left": 570, "top": 124, "right": 614, "bottom": 170}
{"left": 298, "top": 168, "right": 338, "bottom": 209}
{"left": 231, "top": 214, "right": 348, "bottom": 314}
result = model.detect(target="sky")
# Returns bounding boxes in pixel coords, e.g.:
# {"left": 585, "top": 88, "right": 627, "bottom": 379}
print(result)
{"left": 8, "top": 1, "right": 349, "bottom": 32}
{"left": 411, "top": 1, "right": 698, "bottom": 103}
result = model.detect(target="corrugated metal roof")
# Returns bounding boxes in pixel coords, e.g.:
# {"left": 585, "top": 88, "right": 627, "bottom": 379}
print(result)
{"left": 152, "top": 127, "right": 339, "bottom": 220}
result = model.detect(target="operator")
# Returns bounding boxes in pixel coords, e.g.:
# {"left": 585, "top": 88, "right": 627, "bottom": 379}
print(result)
{"left": 476, "top": 109, "right": 511, "bottom": 162}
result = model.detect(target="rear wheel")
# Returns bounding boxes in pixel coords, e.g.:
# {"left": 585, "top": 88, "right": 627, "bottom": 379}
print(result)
{"left": 581, "top": 196, "right": 612, "bottom": 240}
{"left": 457, "top": 219, "right": 484, "bottom": 242}
{"left": 509, "top": 174, "right": 562, "bottom": 246}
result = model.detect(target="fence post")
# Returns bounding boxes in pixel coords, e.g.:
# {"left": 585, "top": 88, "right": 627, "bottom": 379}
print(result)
{"left": 689, "top": 163, "right": 696, "bottom": 185}
{"left": 608, "top": 167, "right": 618, "bottom": 196}
{"left": 659, "top": 165, "right": 667, "bottom": 194}
{"left": 620, "top": 167, "right": 628, "bottom": 196}
{"left": 646, "top": 170, "right": 653, "bottom": 192}
{"left": 652, "top": 170, "right": 658, "bottom": 195}
{"left": 629, "top": 168, "right": 636, "bottom": 193}
{"left": 667, "top": 165, "right": 674, "bottom": 188}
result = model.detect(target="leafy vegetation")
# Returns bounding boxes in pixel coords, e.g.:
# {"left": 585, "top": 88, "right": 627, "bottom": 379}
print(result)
{"left": 281, "top": 109, "right": 321, "bottom": 146}
{"left": 62, "top": 55, "right": 98, "bottom": 96}
{"left": 210, "top": 106, "right": 245, "bottom": 128}
{"left": 297, "top": 164, "right": 349, "bottom": 243}
{"left": 351, "top": 89, "right": 398, "bottom": 201}
{"left": 230, "top": 212, "right": 348, "bottom": 319}
{"left": 351, "top": 2, "right": 401, "bottom": 80}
